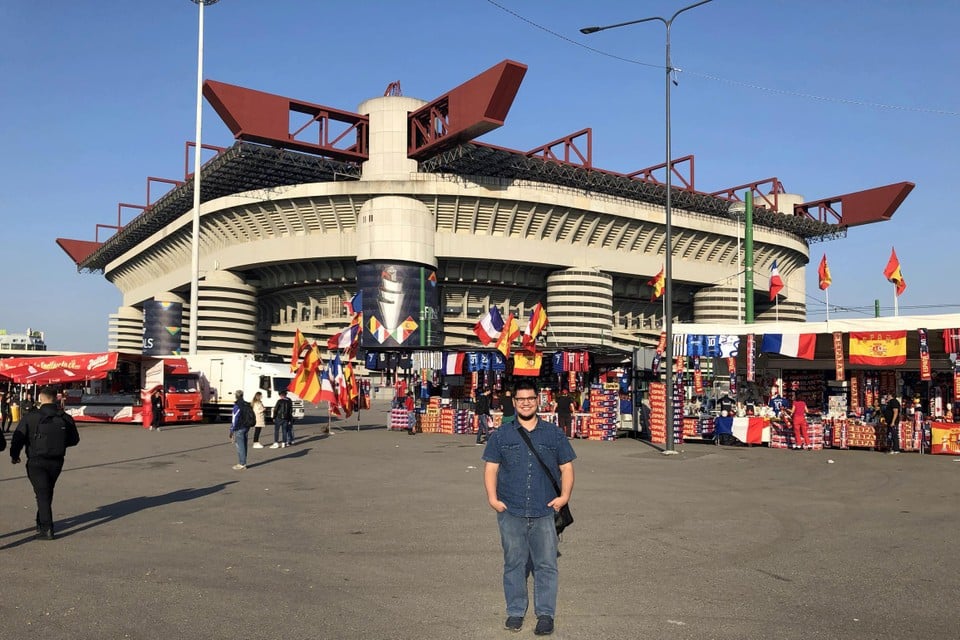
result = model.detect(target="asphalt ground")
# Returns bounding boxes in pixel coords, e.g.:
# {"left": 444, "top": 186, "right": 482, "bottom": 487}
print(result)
{"left": 1, "top": 400, "right": 959, "bottom": 640}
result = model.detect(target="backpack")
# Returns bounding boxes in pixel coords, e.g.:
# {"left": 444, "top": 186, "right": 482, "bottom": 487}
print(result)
{"left": 31, "top": 411, "right": 74, "bottom": 458}
{"left": 239, "top": 402, "right": 256, "bottom": 429}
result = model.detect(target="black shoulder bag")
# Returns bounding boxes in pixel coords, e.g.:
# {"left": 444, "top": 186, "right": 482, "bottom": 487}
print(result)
{"left": 517, "top": 427, "right": 574, "bottom": 536}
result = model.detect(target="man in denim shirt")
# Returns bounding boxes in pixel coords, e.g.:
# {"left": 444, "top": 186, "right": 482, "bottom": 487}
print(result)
{"left": 482, "top": 379, "right": 576, "bottom": 636}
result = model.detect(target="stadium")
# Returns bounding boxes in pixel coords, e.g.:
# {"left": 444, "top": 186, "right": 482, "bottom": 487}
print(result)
{"left": 56, "top": 59, "right": 912, "bottom": 358}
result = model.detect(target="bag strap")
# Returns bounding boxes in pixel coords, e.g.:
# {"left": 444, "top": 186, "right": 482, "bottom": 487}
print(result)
{"left": 516, "top": 426, "right": 562, "bottom": 498}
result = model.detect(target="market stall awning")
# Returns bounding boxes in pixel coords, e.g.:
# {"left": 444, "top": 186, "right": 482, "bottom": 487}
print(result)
{"left": 0, "top": 352, "right": 119, "bottom": 384}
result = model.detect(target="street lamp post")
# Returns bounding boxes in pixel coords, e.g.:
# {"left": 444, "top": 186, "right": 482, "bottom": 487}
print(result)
{"left": 582, "top": 0, "right": 713, "bottom": 453}
{"left": 187, "top": 0, "right": 220, "bottom": 356}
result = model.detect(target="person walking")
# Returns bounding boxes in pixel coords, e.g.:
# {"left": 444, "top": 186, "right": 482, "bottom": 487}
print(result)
{"left": 251, "top": 392, "right": 266, "bottom": 449}
{"left": 151, "top": 389, "right": 165, "bottom": 431}
{"left": 482, "top": 379, "right": 576, "bottom": 636}
{"left": 1, "top": 390, "right": 12, "bottom": 432}
{"left": 475, "top": 388, "right": 492, "bottom": 445}
{"left": 553, "top": 390, "right": 575, "bottom": 438}
{"left": 273, "top": 389, "right": 294, "bottom": 448}
{"left": 884, "top": 393, "right": 902, "bottom": 454}
{"left": 9, "top": 386, "right": 80, "bottom": 540}
{"left": 230, "top": 390, "right": 254, "bottom": 470}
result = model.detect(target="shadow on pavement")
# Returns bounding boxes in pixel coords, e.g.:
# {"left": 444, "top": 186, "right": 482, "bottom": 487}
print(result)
{"left": 245, "top": 448, "right": 311, "bottom": 468}
{"left": 0, "top": 482, "right": 236, "bottom": 549}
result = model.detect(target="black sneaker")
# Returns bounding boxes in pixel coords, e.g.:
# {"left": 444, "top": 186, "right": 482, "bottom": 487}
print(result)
{"left": 504, "top": 616, "right": 523, "bottom": 631}
{"left": 534, "top": 615, "right": 554, "bottom": 635}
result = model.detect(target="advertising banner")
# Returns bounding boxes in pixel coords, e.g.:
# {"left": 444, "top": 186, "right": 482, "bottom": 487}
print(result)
{"left": 832, "top": 331, "right": 845, "bottom": 381}
{"left": 358, "top": 263, "right": 442, "bottom": 349}
{"left": 142, "top": 300, "right": 183, "bottom": 356}
{"left": 918, "top": 328, "right": 931, "bottom": 381}
{"left": 746, "top": 334, "right": 755, "bottom": 382}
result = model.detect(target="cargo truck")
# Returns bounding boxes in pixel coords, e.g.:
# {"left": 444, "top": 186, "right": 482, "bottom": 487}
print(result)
{"left": 184, "top": 353, "right": 306, "bottom": 422}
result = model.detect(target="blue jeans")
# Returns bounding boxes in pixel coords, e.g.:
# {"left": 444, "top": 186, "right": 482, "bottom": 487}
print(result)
{"left": 234, "top": 428, "right": 249, "bottom": 465}
{"left": 476, "top": 414, "right": 491, "bottom": 444}
{"left": 497, "top": 510, "right": 559, "bottom": 618}
{"left": 276, "top": 419, "right": 294, "bottom": 445}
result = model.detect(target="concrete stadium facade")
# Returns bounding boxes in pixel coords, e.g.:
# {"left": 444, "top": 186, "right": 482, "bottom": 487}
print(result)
{"left": 61, "top": 61, "right": 905, "bottom": 359}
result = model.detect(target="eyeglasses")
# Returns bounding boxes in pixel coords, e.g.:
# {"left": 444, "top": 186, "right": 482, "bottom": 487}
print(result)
{"left": 514, "top": 396, "right": 538, "bottom": 404}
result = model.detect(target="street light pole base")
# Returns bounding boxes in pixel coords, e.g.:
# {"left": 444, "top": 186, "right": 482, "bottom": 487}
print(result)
{"left": 661, "top": 449, "right": 680, "bottom": 456}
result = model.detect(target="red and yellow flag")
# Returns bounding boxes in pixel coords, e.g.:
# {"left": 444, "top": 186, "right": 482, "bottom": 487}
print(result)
{"left": 883, "top": 248, "right": 906, "bottom": 296}
{"left": 290, "top": 328, "right": 307, "bottom": 372}
{"left": 513, "top": 352, "right": 543, "bottom": 376}
{"left": 521, "top": 303, "right": 548, "bottom": 351}
{"left": 496, "top": 313, "right": 520, "bottom": 358}
{"left": 648, "top": 267, "right": 665, "bottom": 301}
{"left": 818, "top": 255, "right": 832, "bottom": 291}
{"left": 849, "top": 331, "right": 907, "bottom": 366}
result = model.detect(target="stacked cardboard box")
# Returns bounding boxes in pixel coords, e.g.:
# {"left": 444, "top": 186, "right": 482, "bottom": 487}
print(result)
{"left": 769, "top": 420, "right": 825, "bottom": 450}
{"left": 419, "top": 399, "right": 443, "bottom": 434}
{"left": 389, "top": 408, "right": 412, "bottom": 431}
{"left": 587, "top": 387, "right": 618, "bottom": 440}
{"left": 452, "top": 409, "right": 471, "bottom": 435}
{"left": 648, "top": 382, "right": 667, "bottom": 445}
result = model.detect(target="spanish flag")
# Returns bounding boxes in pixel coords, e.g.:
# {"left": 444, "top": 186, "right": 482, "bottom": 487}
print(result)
{"left": 521, "top": 302, "right": 548, "bottom": 351}
{"left": 849, "top": 331, "right": 907, "bottom": 366}
{"left": 883, "top": 248, "right": 906, "bottom": 296}
{"left": 647, "top": 266, "right": 665, "bottom": 301}
{"left": 513, "top": 352, "right": 543, "bottom": 377}
{"left": 290, "top": 328, "right": 308, "bottom": 372}
{"left": 496, "top": 313, "right": 520, "bottom": 358}
{"left": 818, "top": 254, "right": 832, "bottom": 291}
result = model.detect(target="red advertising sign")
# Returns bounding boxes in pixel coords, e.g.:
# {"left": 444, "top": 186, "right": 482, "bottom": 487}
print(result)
{"left": 918, "top": 328, "right": 932, "bottom": 381}
{"left": 832, "top": 332, "right": 845, "bottom": 382}
{"left": 0, "top": 352, "right": 119, "bottom": 384}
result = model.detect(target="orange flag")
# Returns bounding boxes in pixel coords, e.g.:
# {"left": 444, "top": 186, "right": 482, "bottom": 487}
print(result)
{"left": 647, "top": 267, "right": 665, "bottom": 301}
{"left": 818, "top": 255, "right": 832, "bottom": 291}
{"left": 496, "top": 313, "right": 520, "bottom": 358}
{"left": 290, "top": 328, "right": 308, "bottom": 371}
{"left": 883, "top": 248, "right": 906, "bottom": 296}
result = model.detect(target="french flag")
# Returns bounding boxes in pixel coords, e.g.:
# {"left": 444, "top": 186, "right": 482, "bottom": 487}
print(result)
{"left": 344, "top": 291, "right": 362, "bottom": 315}
{"left": 732, "top": 417, "right": 769, "bottom": 445}
{"left": 769, "top": 260, "right": 784, "bottom": 301}
{"left": 473, "top": 307, "right": 504, "bottom": 346}
{"left": 760, "top": 333, "right": 816, "bottom": 360}
{"left": 444, "top": 352, "right": 465, "bottom": 375}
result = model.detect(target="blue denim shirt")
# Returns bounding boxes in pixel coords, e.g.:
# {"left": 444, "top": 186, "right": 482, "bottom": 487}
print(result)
{"left": 482, "top": 420, "right": 577, "bottom": 518}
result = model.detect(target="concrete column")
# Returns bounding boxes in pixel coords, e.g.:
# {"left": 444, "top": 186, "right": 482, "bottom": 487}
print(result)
{"left": 197, "top": 270, "right": 257, "bottom": 353}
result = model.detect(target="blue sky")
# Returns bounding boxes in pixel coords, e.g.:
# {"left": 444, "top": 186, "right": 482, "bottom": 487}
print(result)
{"left": 1, "top": 0, "right": 957, "bottom": 351}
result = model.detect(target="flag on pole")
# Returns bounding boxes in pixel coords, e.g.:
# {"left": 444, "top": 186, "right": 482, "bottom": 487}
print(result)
{"left": 818, "top": 255, "right": 832, "bottom": 290}
{"left": 883, "top": 248, "right": 907, "bottom": 296}
{"left": 769, "top": 260, "right": 784, "bottom": 301}
{"left": 343, "top": 291, "right": 363, "bottom": 316}
{"left": 319, "top": 354, "right": 341, "bottom": 415}
{"left": 647, "top": 266, "right": 665, "bottom": 301}
{"left": 327, "top": 323, "right": 360, "bottom": 354}
{"left": 521, "top": 303, "right": 548, "bottom": 351}
{"left": 290, "top": 328, "right": 308, "bottom": 371}
{"left": 496, "top": 313, "right": 520, "bottom": 358}
{"left": 472, "top": 307, "right": 504, "bottom": 346}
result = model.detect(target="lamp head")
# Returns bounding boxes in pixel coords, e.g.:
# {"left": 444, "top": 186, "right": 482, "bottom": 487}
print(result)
{"left": 580, "top": 26, "right": 601, "bottom": 34}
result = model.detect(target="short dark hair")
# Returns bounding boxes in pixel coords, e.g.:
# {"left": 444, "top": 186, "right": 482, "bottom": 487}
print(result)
{"left": 38, "top": 386, "right": 57, "bottom": 402}
{"left": 513, "top": 378, "right": 537, "bottom": 396}
{"left": 278, "top": 389, "right": 287, "bottom": 396}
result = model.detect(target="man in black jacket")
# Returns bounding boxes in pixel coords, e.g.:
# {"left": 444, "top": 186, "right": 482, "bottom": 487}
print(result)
{"left": 273, "top": 389, "right": 295, "bottom": 448}
{"left": 9, "top": 386, "right": 80, "bottom": 540}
